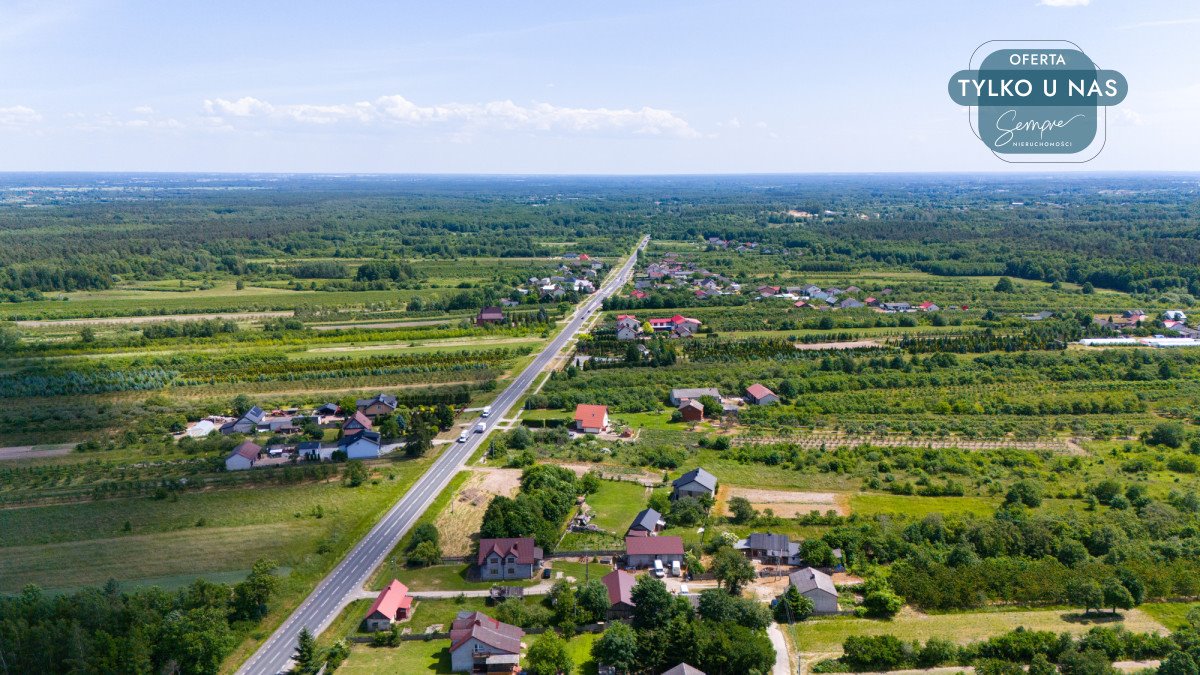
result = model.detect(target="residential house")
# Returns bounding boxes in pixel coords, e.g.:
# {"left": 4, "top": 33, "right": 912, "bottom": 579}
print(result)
{"left": 839, "top": 298, "right": 865, "bottom": 310}
{"left": 789, "top": 567, "right": 839, "bottom": 614}
{"left": 649, "top": 314, "right": 701, "bottom": 336}
{"left": 1165, "top": 310, "right": 1188, "bottom": 321}
{"left": 601, "top": 569, "right": 637, "bottom": 619}
{"left": 477, "top": 537, "right": 543, "bottom": 580}
{"left": 627, "top": 508, "right": 665, "bottom": 536}
{"left": 356, "top": 393, "right": 398, "bottom": 418}
{"left": 880, "top": 302, "right": 913, "bottom": 313}
{"left": 616, "top": 314, "right": 642, "bottom": 341}
{"left": 735, "top": 532, "right": 802, "bottom": 565}
{"left": 669, "top": 387, "right": 721, "bottom": 406}
{"left": 864, "top": 296, "right": 879, "bottom": 307}
{"left": 631, "top": 290, "right": 648, "bottom": 300}
{"left": 225, "top": 440, "right": 261, "bottom": 471}
{"left": 315, "top": 402, "right": 339, "bottom": 417}
{"left": 802, "top": 284, "right": 823, "bottom": 296}
{"left": 757, "top": 285, "right": 780, "bottom": 297}
{"left": 744, "top": 383, "right": 779, "bottom": 406}
{"left": 297, "top": 441, "right": 323, "bottom": 460}
{"left": 342, "top": 411, "right": 373, "bottom": 436}
{"left": 448, "top": 611, "right": 525, "bottom": 673}
{"left": 476, "top": 306, "right": 505, "bottom": 325}
{"left": 625, "top": 535, "right": 685, "bottom": 569}
{"left": 671, "top": 468, "right": 717, "bottom": 501}
{"left": 339, "top": 431, "right": 381, "bottom": 459}
{"left": 919, "top": 301, "right": 940, "bottom": 312}
{"left": 661, "top": 665, "right": 706, "bottom": 675}
{"left": 677, "top": 399, "right": 704, "bottom": 422}
{"left": 365, "top": 580, "right": 412, "bottom": 631}
{"left": 574, "top": 404, "right": 609, "bottom": 434}
{"left": 845, "top": 285, "right": 862, "bottom": 294}
{"left": 220, "top": 406, "right": 264, "bottom": 435}
{"left": 1023, "top": 311, "right": 1054, "bottom": 321}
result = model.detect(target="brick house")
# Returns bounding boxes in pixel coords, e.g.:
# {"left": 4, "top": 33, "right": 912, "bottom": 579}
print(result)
{"left": 476, "top": 537, "right": 543, "bottom": 581}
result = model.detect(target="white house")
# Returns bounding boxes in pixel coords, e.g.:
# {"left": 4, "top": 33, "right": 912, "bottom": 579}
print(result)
{"left": 340, "top": 431, "right": 381, "bottom": 459}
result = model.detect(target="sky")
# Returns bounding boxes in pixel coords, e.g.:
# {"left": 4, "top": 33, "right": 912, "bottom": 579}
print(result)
{"left": 0, "top": 0, "right": 1197, "bottom": 173}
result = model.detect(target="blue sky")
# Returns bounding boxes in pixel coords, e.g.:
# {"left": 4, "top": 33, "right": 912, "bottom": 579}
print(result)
{"left": 0, "top": 0, "right": 1195, "bottom": 172}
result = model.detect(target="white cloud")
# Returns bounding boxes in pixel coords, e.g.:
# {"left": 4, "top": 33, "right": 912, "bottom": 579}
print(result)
{"left": 132, "top": 105, "right": 156, "bottom": 115}
{"left": 0, "top": 105, "right": 41, "bottom": 125}
{"left": 201, "top": 94, "right": 699, "bottom": 138}
{"left": 1039, "top": 0, "right": 1090, "bottom": 6}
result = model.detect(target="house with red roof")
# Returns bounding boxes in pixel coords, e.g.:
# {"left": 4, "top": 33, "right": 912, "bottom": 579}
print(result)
{"left": 601, "top": 569, "right": 637, "bottom": 619}
{"left": 574, "top": 404, "right": 609, "bottom": 434}
{"left": 365, "top": 579, "right": 412, "bottom": 631}
{"left": 224, "top": 440, "right": 261, "bottom": 471}
{"left": 919, "top": 301, "right": 940, "bottom": 312}
{"left": 448, "top": 611, "right": 524, "bottom": 673}
{"left": 757, "top": 285, "right": 781, "bottom": 297}
{"left": 625, "top": 535, "right": 685, "bottom": 569}
{"left": 648, "top": 314, "right": 701, "bottom": 337}
{"left": 342, "top": 410, "right": 373, "bottom": 436}
{"left": 744, "top": 383, "right": 780, "bottom": 406}
{"left": 476, "top": 537, "right": 543, "bottom": 580}
{"left": 631, "top": 289, "right": 648, "bottom": 300}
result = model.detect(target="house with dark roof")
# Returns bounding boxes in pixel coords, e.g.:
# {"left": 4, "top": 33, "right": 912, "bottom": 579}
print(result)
{"left": 315, "top": 402, "right": 339, "bottom": 417}
{"left": 744, "top": 383, "right": 779, "bottom": 406}
{"left": 225, "top": 440, "right": 261, "bottom": 471}
{"left": 735, "top": 532, "right": 802, "bottom": 565}
{"left": 297, "top": 441, "right": 323, "bottom": 460}
{"left": 356, "top": 393, "right": 397, "bottom": 418}
{"left": 476, "top": 537, "right": 543, "bottom": 580}
{"left": 220, "top": 406, "right": 264, "bottom": 435}
{"left": 338, "top": 430, "right": 381, "bottom": 459}
{"left": 365, "top": 579, "right": 412, "bottom": 631}
{"left": 625, "top": 535, "right": 684, "bottom": 569}
{"left": 476, "top": 306, "right": 505, "bottom": 325}
{"left": 627, "top": 508, "right": 665, "bottom": 536}
{"left": 789, "top": 567, "right": 839, "bottom": 613}
{"left": 448, "top": 611, "right": 524, "bottom": 673}
{"left": 671, "top": 468, "right": 717, "bottom": 501}
{"left": 601, "top": 569, "right": 637, "bottom": 619}
{"left": 574, "top": 404, "right": 609, "bottom": 434}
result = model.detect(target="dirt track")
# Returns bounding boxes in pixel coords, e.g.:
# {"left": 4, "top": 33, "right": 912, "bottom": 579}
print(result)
{"left": 16, "top": 311, "right": 293, "bottom": 327}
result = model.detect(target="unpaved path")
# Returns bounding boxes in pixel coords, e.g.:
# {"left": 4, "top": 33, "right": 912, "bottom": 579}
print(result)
{"left": 795, "top": 339, "right": 882, "bottom": 351}
{"left": 723, "top": 486, "right": 850, "bottom": 517}
{"left": 16, "top": 311, "right": 293, "bottom": 327}
{"left": 0, "top": 444, "right": 75, "bottom": 462}
{"left": 311, "top": 319, "right": 459, "bottom": 331}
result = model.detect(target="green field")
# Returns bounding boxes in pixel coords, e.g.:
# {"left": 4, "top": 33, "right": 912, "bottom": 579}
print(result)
{"left": 584, "top": 478, "right": 651, "bottom": 534}
{"left": 790, "top": 607, "right": 1170, "bottom": 655}
{"left": 1139, "top": 602, "right": 1200, "bottom": 631}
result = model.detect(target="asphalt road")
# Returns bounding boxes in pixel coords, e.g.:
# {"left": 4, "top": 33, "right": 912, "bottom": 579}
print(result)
{"left": 238, "top": 236, "right": 646, "bottom": 675}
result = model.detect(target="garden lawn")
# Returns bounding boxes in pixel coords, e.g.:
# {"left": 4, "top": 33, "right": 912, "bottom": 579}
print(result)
{"left": 789, "top": 607, "right": 1170, "bottom": 655}
{"left": 338, "top": 641, "right": 453, "bottom": 674}
{"left": 564, "top": 631, "right": 600, "bottom": 675}
{"left": 391, "top": 563, "right": 542, "bottom": 592}
{"left": 585, "top": 479, "right": 650, "bottom": 534}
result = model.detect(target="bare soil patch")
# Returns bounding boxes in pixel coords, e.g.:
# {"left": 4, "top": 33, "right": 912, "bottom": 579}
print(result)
{"left": 434, "top": 468, "right": 522, "bottom": 556}
{"left": 794, "top": 339, "right": 882, "bottom": 351}
{"left": 722, "top": 486, "right": 850, "bottom": 517}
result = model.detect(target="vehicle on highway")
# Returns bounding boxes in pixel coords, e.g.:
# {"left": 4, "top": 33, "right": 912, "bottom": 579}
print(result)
{"left": 481, "top": 406, "right": 492, "bottom": 418}
{"left": 474, "top": 421, "right": 486, "bottom": 433}
{"left": 458, "top": 430, "right": 469, "bottom": 442}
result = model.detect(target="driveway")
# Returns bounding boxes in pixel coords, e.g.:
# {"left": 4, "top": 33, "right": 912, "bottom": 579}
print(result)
{"left": 768, "top": 623, "right": 793, "bottom": 675}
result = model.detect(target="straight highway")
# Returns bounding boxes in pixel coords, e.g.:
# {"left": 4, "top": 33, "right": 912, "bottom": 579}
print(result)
{"left": 238, "top": 235, "right": 647, "bottom": 674}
